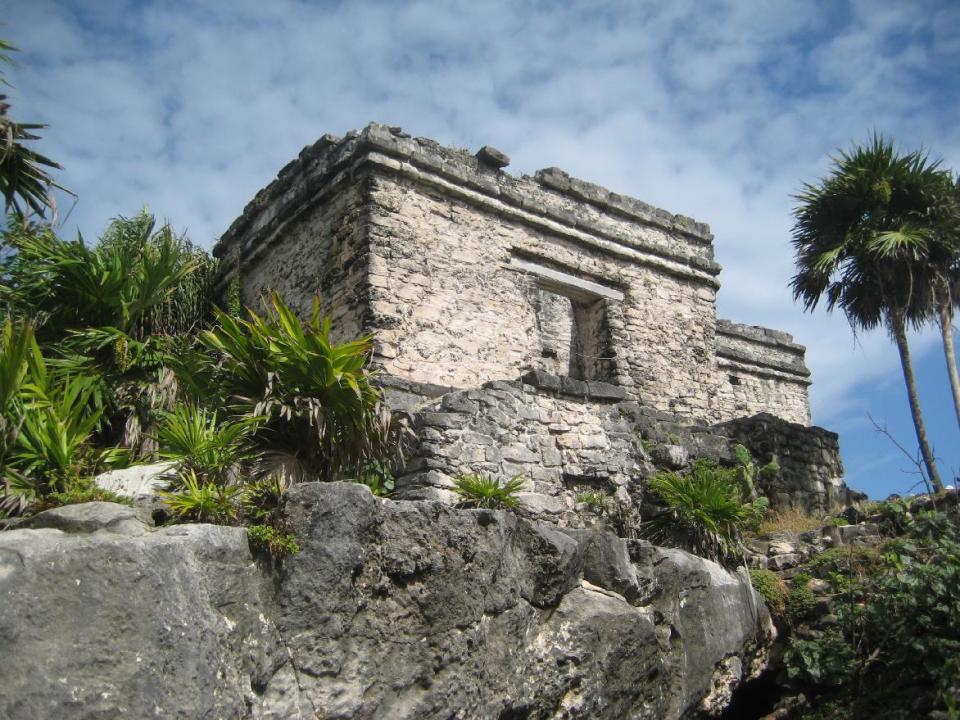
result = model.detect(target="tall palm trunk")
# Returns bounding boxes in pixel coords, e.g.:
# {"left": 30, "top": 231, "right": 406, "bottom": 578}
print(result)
{"left": 890, "top": 312, "right": 944, "bottom": 492}
{"left": 935, "top": 280, "right": 960, "bottom": 431}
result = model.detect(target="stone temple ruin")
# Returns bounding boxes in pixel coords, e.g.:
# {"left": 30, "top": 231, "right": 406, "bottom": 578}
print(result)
{"left": 213, "top": 122, "right": 862, "bottom": 524}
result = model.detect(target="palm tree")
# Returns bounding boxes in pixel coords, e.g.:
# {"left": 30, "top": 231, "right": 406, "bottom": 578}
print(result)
{"left": 0, "top": 39, "right": 67, "bottom": 222}
{"left": 858, "top": 168, "right": 960, "bottom": 435}
{"left": 932, "top": 180, "right": 960, "bottom": 429}
{"left": 791, "top": 136, "right": 949, "bottom": 492}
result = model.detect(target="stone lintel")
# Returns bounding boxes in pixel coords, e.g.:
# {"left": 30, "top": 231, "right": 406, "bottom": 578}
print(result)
{"left": 506, "top": 257, "right": 625, "bottom": 301}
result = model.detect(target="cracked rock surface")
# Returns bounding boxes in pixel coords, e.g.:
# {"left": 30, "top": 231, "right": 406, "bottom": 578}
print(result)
{"left": 0, "top": 483, "right": 773, "bottom": 719}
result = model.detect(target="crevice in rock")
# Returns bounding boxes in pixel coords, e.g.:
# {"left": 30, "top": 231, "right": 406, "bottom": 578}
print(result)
{"left": 497, "top": 704, "right": 533, "bottom": 720}
{"left": 719, "top": 668, "right": 780, "bottom": 720}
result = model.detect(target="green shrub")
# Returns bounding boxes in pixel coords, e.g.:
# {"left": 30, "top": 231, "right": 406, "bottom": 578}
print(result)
{"left": 874, "top": 497, "right": 911, "bottom": 534}
{"left": 155, "top": 404, "right": 260, "bottom": 485}
{"left": 643, "top": 460, "right": 753, "bottom": 563}
{"left": 802, "top": 545, "right": 881, "bottom": 579}
{"left": 576, "top": 491, "right": 611, "bottom": 514}
{"left": 785, "top": 583, "right": 817, "bottom": 622}
{"left": 351, "top": 458, "right": 396, "bottom": 497}
{"left": 858, "top": 511, "right": 960, "bottom": 710}
{"left": 30, "top": 478, "right": 132, "bottom": 512}
{"left": 750, "top": 568, "right": 787, "bottom": 615}
{"left": 247, "top": 523, "right": 300, "bottom": 559}
{"left": 452, "top": 474, "right": 525, "bottom": 510}
{"left": 732, "top": 443, "right": 779, "bottom": 499}
{"left": 179, "top": 291, "right": 396, "bottom": 483}
{"left": 1, "top": 213, "right": 218, "bottom": 457}
{"left": 240, "top": 476, "right": 287, "bottom": 524}
{"left": 159, "top": 469, "right": 240, "bottom": 524}
{"left": 784, "top": 512, "right": 960, "bottom": 716}
{"left": 783, "top": 630, "right": 855, "bottom": 687}
{"left": 742, "top": 496, "right": 770, "bottom": 532}
{"left": 1, "top": 212, "right": 214, "bottom": 344}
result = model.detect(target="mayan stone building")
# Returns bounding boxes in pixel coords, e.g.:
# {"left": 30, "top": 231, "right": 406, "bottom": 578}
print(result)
{"left": 215, "top": 123, "right": 810, "bottom": 425}
{"left": 214, "top": 123, "right": 856, "bottom": 517}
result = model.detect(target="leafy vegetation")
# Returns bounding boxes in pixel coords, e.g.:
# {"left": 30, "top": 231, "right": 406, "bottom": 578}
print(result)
{"left": 452, "top": 474, "right": 526, "bottom": 510}
{"left": 784, "top": 580, "right": 817, "bottom": 623}
{"left": 247, "top": 523, "right": 301, "bottom": 560}
{"left": 0, "top": 207, "right": 397, "bottom": 524}
{"left": 732, "top": 442, "right": 779, "bottom": 500}
{"left": 159, "top": 469, "right": 241, "bottom": 524}
{"left": 783, "top": 510, "right": 960, "bottom": 719}
{"left": 576, "top": 491, "right": 612, "bottom": 514}
{"left": 351, "top": 458, "right": 396, "bottom": 497}
{"left": 155, "top": 405, "right": 260, "bottom": 486}
{"left": 749, "top": 568, "right": 787, "bottom": 616}
{"left": 0, "top": 40, "right": 68, "bottom": 221}
{"left": 1, "top": 213, "right": 217, "bottom": 456}
{"left": 31, "top": 478, "right": 132, "bottom": 513}
{"left": 643, "top": 458, "right": 765, "bottom": 563}
{"left": 784, "top": 630, "right": 855, "bottom": 689}
{"left": 177, "top": 291, "right": 395, "bottom": 484}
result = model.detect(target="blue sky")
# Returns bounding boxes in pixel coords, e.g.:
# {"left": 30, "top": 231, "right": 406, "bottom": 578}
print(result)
{"left": 5, "top": 0, "right": 960, "bottom": 498}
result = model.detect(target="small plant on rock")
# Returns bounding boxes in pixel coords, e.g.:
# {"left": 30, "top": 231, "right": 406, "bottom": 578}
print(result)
{"left": 732, "top": 443, "right": 779, "bottom": 500}
{"left": 750, "top": 568, "right": 788, "bottom": 616}
{"left": 160, "top": 469, "right": 240, "bottom": 524}
{"left": 643, "top": 459, "right": 753, "bottom": 563}
{"left": 351, "top": 458, "right": 396, "bottom": 497}
{"left": 452, "top": 474, "right": 525, "bottom": 510}
{"left": 576, "top": 491, "right": 612, "bottom": 514}
{"left": 786, "top": 576, "right": 818, "bottom": 623}
{"left": 30, "top": 477, "right": 132, "bottom": 513}
{"left": 247, "top": 523, "right": 300, "bottom": 560}
{"left": 742, "top": 496, "right": 770, "bottom": 532}
{"left": 155, "top": 404, "right": 260, "bottom": 485}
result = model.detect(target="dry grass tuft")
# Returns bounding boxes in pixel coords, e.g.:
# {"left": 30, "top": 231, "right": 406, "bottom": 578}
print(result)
{"left": 756, "top": 507, "right": 826, "bottom": 535}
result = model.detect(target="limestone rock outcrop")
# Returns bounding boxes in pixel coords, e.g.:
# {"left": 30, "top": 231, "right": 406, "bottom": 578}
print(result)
{"left": 0, "top": 483, "right": 774, "bottom": 719}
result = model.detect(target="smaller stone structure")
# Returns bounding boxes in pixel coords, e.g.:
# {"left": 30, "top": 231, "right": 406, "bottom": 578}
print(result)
{"left": 392, "top": 370, "right": 861, "bottom": 528}
{"left": 716, "top": 413, "right": 856, "bottom": 515}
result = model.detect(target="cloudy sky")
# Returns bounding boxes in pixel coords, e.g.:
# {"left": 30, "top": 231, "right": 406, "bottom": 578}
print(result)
{"left": 5, "top": 0, "right": 960, "bottom": 498}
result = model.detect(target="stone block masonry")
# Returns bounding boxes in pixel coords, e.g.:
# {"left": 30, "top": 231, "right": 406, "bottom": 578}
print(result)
{"left": 214, "top": 122, "right": 812, "bottom": 426}
{"left": 391, "top": 371, "right": 856, "bottom": 528}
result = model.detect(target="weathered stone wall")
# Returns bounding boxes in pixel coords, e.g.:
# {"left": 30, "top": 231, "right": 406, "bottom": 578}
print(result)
{"left": 363, "top": 169, "right": 722, "bottom": 414}
{"left": 393, "top": 372, "right": 857, "bottom": 523}
{"left": 715, "top": 413, "right": 862, "bottom": 515}
{"left": 394, "top": 371, "right": 643, "bottom": 528}
{"left": 223, "top": 182, "right": 370, "bottom": 343}
{"left": 714, "top": 321, "right": 811, "bottom": 425}
{"left": 214, "top": 122, "right": 813, "bottom": 426}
